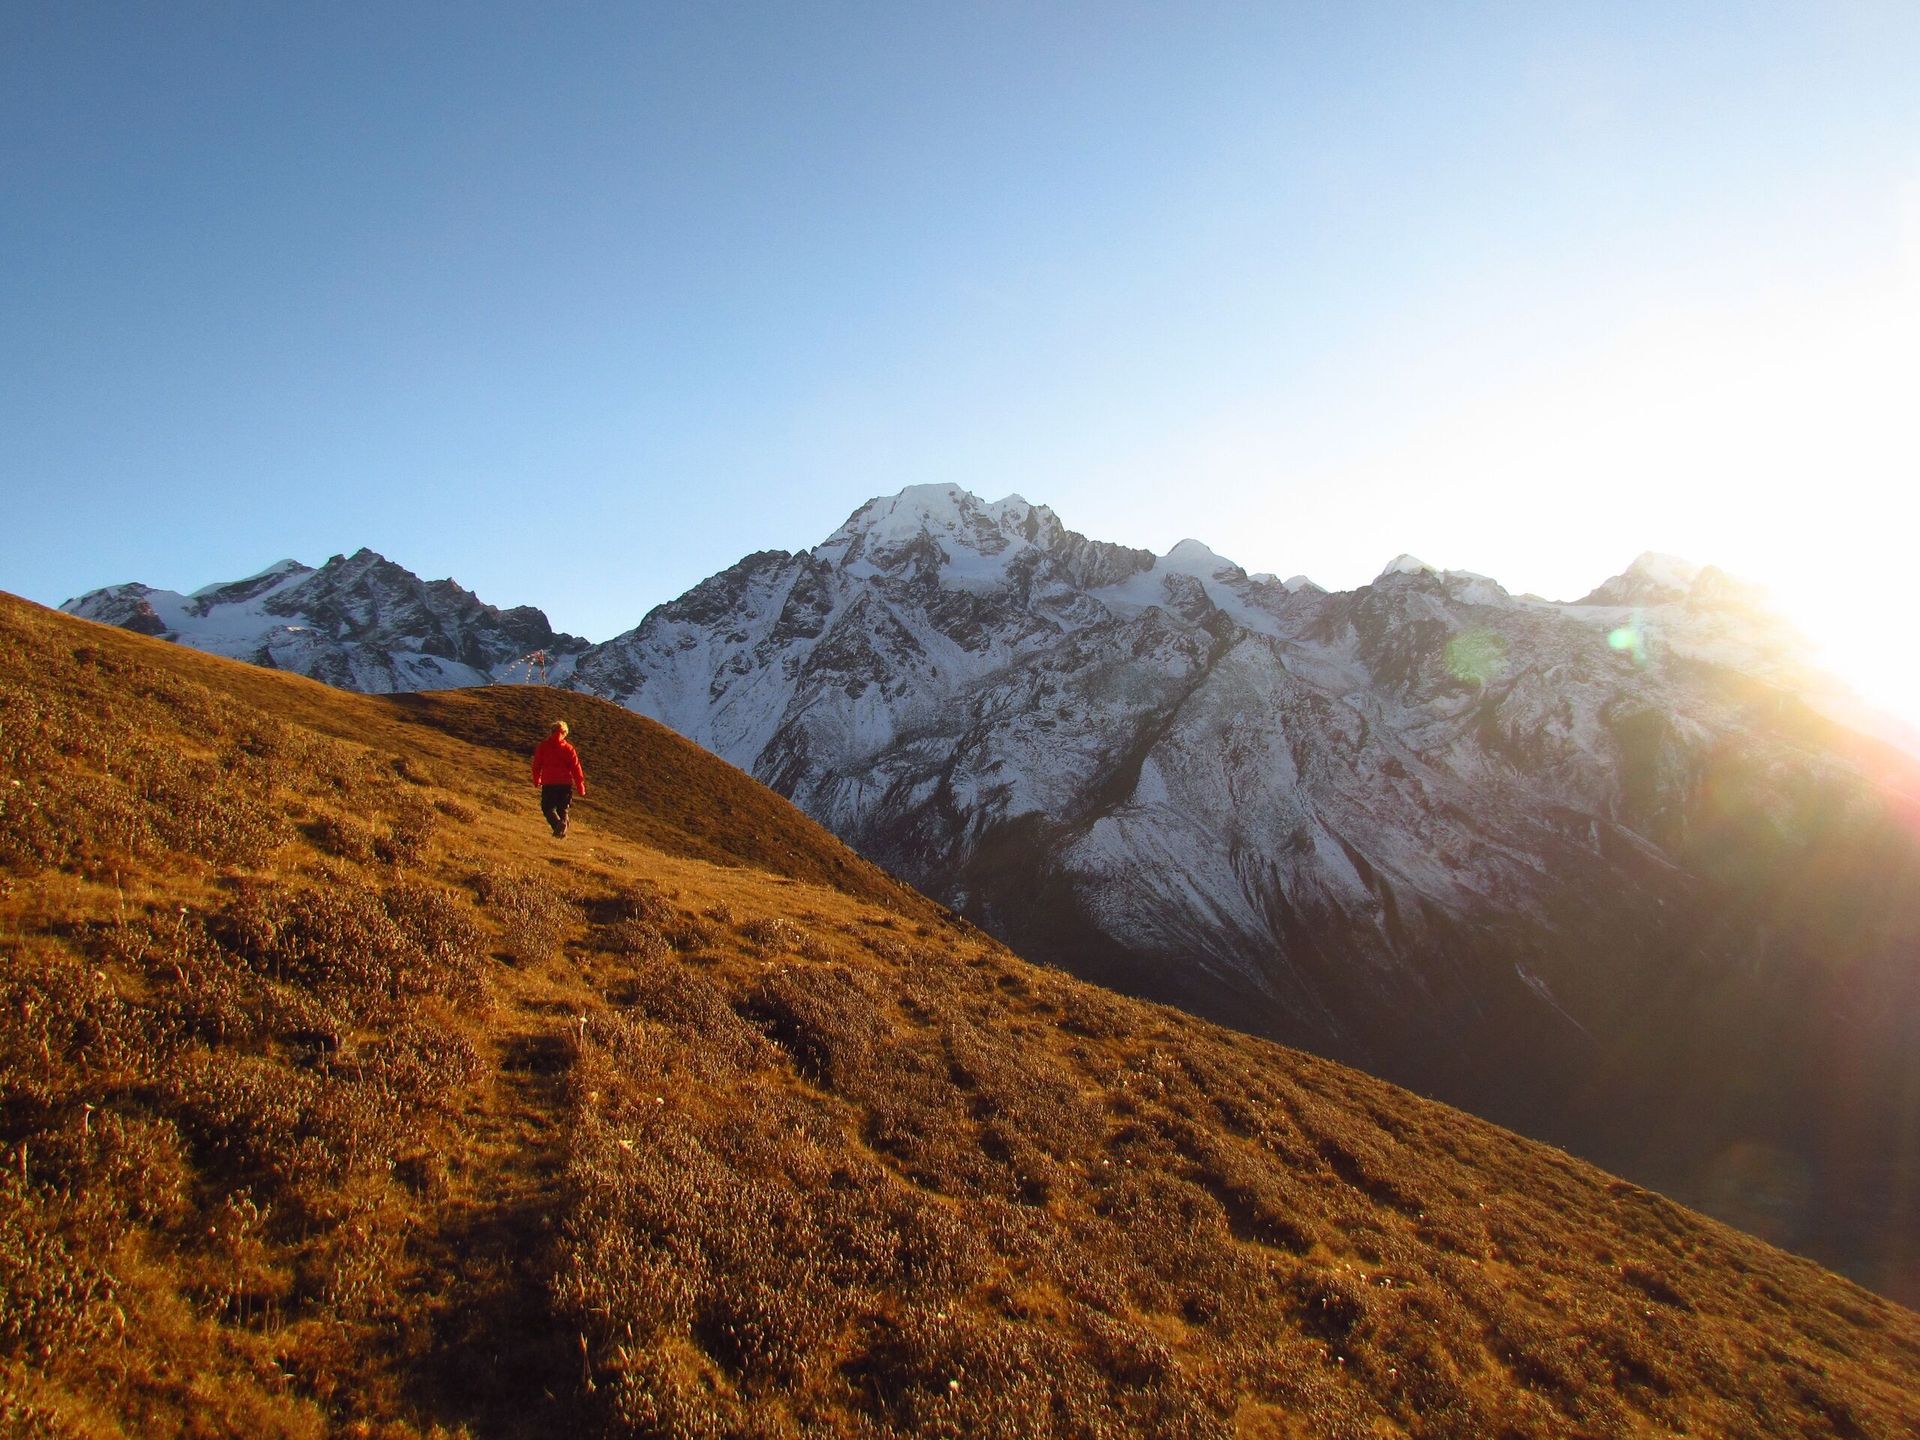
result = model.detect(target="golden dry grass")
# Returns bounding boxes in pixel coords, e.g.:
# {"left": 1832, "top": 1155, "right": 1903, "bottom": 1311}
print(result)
{"left": 1, "top": 590, "right": 1916, "bottom": 1439}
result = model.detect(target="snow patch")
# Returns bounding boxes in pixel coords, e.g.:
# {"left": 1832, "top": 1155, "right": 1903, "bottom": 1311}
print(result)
{"left": 1378, "top": 554, "right": 1438, "bottom": 579}
{"left": 1626, "top": 551, "right": 1703, "bottom": 591}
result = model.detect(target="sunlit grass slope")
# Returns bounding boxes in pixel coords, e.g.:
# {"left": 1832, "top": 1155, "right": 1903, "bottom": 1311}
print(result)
{"left": 1, "top": 590, "right": 1915, "bottom": 1439}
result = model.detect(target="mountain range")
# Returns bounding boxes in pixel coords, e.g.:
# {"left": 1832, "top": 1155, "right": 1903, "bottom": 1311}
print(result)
{"left": 63, "top": 485, "right": 1920, "bottom": 1299}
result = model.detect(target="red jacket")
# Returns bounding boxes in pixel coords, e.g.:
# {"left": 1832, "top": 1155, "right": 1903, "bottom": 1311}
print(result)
{"left": 531, "top": 735, "right": 586, "bottom": 793}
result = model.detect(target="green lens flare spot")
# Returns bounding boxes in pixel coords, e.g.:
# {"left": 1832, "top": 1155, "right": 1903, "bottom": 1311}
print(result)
{"left": 1446, "top": 628, "right": 1510, "bottom": 685}
{"left": 1608, "top": 615, "right": 1652, "bottom": 664}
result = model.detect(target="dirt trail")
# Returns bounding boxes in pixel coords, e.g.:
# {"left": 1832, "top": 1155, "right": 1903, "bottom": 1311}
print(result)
{"left": 405, "top": 976, "right": 592, "bottom": 1437}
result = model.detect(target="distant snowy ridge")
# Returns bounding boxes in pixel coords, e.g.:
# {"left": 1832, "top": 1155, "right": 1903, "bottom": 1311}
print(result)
{"left": 64, "top": 547, "right": 588, "bottom": 693}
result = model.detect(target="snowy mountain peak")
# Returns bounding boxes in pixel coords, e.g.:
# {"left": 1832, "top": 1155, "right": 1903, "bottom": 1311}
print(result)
{"left": 1164, "top": 538, "right": 1226, "bottom": 567}
{"left": 982, "top": 493, "right": 1065, "bottom": 546}
{"left": 1377, "top": 554, "right": 1439, "bottom": 580}
{"left": 1688, "top": 565, "right": 1770, "bottom": 608}
{"left": 1577, "top": 551, "right": 1706, "bottom": 607}
{"left": 1282, "top": 574, "right": 1325, "bottom": 594}
{"left": 189, "top": 558, "right": 308, "bottom": 599}
{"left": 826, "top": 484, "right": 976, "bottom": 541}
{"left": 1626, "top": 551, "right": 1702, "bottom": 590}
{"left": 816, "top": 484, "right": 1070, "bottom": 577}
{"left": 876, "top": 481, "right": 970, "bottom": 522}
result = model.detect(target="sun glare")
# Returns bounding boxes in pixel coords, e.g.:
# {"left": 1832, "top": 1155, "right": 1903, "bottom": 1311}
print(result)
{"left": 1247, "top": 252, "right": 1920, "bottom": 734}
{"left": 1778, "top": 590, "right": 1920, "bottom": 745}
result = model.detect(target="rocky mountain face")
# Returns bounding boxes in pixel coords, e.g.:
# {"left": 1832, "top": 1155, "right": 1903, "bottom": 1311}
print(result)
{"left": 63, "top": 548, "right": 588, "bottom": 692}
{"left": 571, "top": 485, "right": 1920, "bottom": 1293}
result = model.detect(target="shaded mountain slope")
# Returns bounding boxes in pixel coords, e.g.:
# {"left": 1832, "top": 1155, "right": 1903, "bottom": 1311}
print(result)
{"left": 2, "top": 590, "right": 1917, "bottom": 1439}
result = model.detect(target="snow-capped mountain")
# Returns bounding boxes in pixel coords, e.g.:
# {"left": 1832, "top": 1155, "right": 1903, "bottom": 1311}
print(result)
{"left": 64, "top": 548, "right": 588, "bottom": 692}
{"left": 65, "top": 486, "right": 1920, "bottom": 1276}
{"left": 570, "top": 485, "right": 1920, "bottom": 1262}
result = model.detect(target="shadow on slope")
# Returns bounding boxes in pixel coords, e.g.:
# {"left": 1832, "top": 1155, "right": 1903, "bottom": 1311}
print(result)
{"left": 912, "top": 658, "right": 1920, "bottom": 1308}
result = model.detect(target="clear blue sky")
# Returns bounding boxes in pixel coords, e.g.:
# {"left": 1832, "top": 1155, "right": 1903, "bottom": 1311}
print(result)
{"left": 4, "top": 4, "right": 1916, "bottom": 710}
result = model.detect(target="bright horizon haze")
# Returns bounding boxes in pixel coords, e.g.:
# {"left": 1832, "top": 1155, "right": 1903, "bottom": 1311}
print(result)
{"left": 3, "top": 4, "right": 1916, "bottom": 720}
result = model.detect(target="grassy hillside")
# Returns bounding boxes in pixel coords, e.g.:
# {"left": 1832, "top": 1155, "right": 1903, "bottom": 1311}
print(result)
{"left": 1, "top": 590, "right": 1915, "bottom": 1439}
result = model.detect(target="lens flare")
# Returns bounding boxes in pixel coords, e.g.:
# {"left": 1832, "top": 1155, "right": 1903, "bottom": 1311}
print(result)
{"left": 1446, "top": 628, "right": 1510, "bottom": 685}
{"left": 1607, "top": 613, "right": 1651, "bottom": 665}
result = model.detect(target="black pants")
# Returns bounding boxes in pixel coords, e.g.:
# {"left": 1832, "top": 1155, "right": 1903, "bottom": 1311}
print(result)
{"left": 540, "top": 785, "right": 574, "bottom": 835}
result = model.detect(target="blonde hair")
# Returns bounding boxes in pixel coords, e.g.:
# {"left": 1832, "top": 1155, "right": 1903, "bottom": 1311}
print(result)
{"left": 550, "top": 720, "right": 569, "bottom": 737}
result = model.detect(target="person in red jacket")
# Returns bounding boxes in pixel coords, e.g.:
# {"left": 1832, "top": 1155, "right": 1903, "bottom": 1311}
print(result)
{"left": 530, "top": 720, "right": 587, "bottom": 838}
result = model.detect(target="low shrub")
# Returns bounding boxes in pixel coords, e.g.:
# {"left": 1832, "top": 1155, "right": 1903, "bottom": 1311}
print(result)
{"left": 432, "top": 794, "right": 477, "bottom": 824}
{"left": 619, "top": 962, "right": 769, "bottom": 1077}
{"left": 735, "top": 967, "right": 881, "bottom": 1089}
{"left": 389, "top": 754, "right": 439, "bottom": 787}
{"left": 738, "top": 916, "right": 804, "bottom": 955}
{"left": 307, "top": 813, "right": 381, "bottom": 865}
{"left": 354, "top": 1017, "right": 487, "bottom": 1108}
{"left": 381, "top": 881, "right": 486, "bottom": 1002}
{"left": 474, "top": 869, "right": 573, "bottom": 964}
{"left": 211, "top": 878, "right": 485, "bottom": 1002}
{"left": 378, "top": 793, "right": 438, "bottom": 864}
{"left": 0, "top": 1171, "right": 122, "bottom": 1363}
{"left": 24, "top": 1108, "right": 195, "bottom": 1230}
